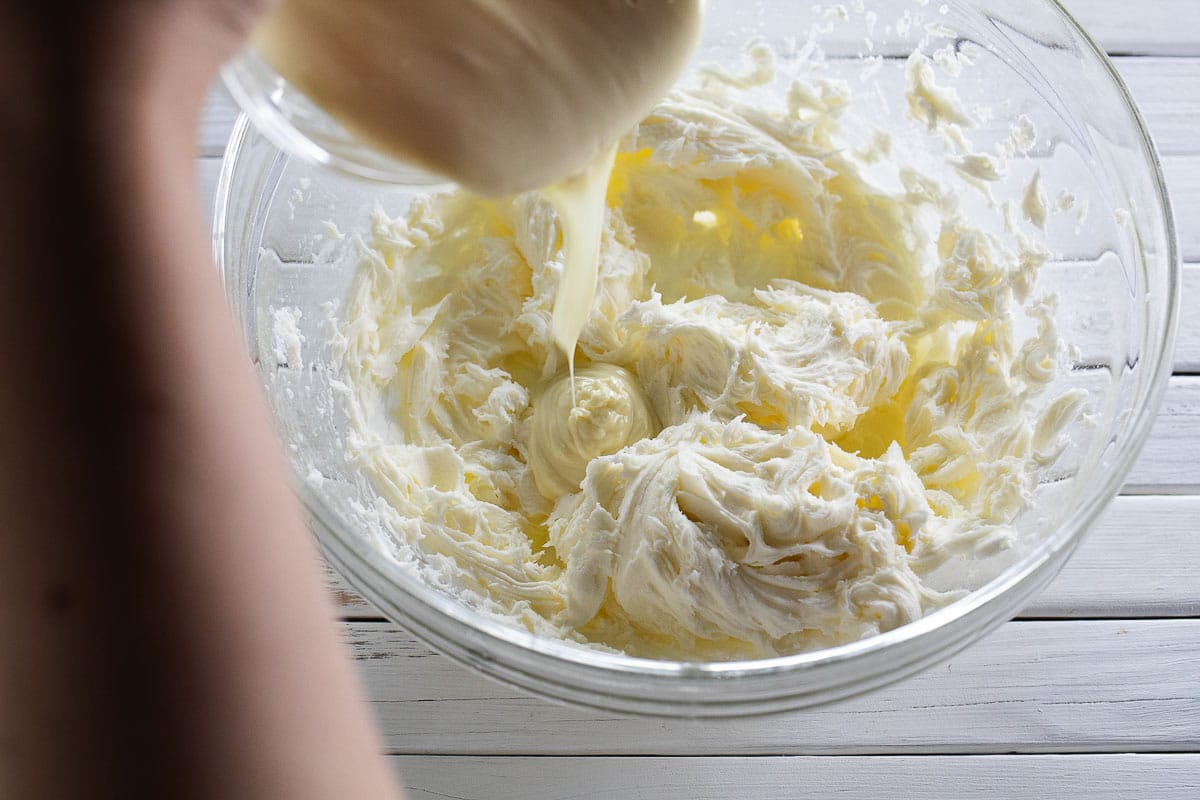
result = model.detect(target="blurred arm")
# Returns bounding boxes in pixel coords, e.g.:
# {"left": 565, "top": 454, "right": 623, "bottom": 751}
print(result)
{"left": 0, "top": 4, "right": 402, "bottom": 798}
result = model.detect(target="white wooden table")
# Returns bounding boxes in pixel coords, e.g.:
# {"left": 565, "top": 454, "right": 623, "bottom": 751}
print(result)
{"left": 198, "top": 2, "right": 1200, "bottom": 796}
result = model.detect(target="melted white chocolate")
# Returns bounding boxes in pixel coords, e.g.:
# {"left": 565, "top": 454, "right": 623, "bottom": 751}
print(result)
{"left": 542, "top": 145, "right": 619, "bottom": 368}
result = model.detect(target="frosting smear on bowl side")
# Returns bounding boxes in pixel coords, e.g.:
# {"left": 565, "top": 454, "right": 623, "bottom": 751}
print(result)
{"left": 332, "top": 49, "right": 1084, "bottom": 660}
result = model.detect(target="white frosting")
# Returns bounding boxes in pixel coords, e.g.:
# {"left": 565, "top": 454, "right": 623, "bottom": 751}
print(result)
{"left": 332, "top": 52, "right": 1080, "bottom": 660}
{"left": 1009, "top": 115, "right": 1038, "bottom": 155}
{"left": 552, "top": 416, "right": 947, "bottom": 656}
{"left": 528, "top": 364, "right": 659, "bottom": 500}
{"left": 272, "top": 306, "right": 305, "bottom": 368}
{"left": 1023, "top": 170, "right": 1048, "bottom": 229}
{"left": 905, "top": 52, "right": 973, "bottom": 131}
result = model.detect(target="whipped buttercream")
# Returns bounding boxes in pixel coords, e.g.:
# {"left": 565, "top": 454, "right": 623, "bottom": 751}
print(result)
{"left": 332, "top": 50, "right": 1079, "bottom": 660}
{"left": 528, "top": 363, "right": 659, "bottom": 500}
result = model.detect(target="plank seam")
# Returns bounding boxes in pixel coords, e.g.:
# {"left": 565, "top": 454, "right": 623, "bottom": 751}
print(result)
{"left": 380, "top": 746, "right": 1200, "bottom": 757}
{"left": 386, "top": 752, "right": 1200, "bottom": 759}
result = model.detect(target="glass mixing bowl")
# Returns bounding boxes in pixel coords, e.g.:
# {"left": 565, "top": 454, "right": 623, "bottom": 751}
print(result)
{"left": 214, "top": 0, "right": 1178, "bottom": 716}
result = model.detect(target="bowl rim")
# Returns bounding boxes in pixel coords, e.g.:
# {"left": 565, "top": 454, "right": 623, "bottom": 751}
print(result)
{"left": 213, "top": 0, "right": 1182, "bottom": 707}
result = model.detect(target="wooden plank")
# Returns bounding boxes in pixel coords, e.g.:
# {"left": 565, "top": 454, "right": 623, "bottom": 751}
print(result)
{"left": 1113, "top": 59, "right": 1200, "bottom": 156}
{"left": 1164, "top": 155, "right": 1200, "bottom": 263}
{"left": 346, "top": 618, "right": 1200, "bottom": 755}
{"left": 1182, "top": 266, "right": 1200, "bottom": 373}
{"left": 1065, "top": 0, "right": 1200, "bottom": 56}
{"left": 395, "top": 754, "right": 1200, "bottom": 800}
{"left": 323, "top": 494, "right": 1200, "bottom": 621}
{"left": 1128, "top": 377, "right": 1200, "bottom": 492}
{"left": 1021, "top": 495, "right": 1200, "bottom": 618}
{"left": 323, "top": 562, "right": 377, "bottom": 618}
{"left": 198, "top": 57, "right": 1200, "bottom": 158}
{"left": 197, "top": 153, "right": 221, "bottom": 231}
{"left": 198, "top": 83, "right": 238, "bottom": 158}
